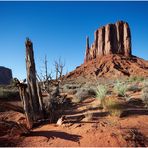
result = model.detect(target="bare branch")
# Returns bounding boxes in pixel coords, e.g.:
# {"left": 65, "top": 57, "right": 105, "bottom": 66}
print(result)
{"left": 54, "top": 57, "right": 65, "bottom": 80}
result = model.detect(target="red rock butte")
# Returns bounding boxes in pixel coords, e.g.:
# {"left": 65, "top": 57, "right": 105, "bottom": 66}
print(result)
{"left": 65, "top": 21, "right": 148, "bottom": 80}
{"left": 84, "top": 21, "right": 131, "bottom": 62}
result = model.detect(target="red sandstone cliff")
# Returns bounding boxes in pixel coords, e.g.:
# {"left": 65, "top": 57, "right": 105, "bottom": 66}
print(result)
{"left": 84, "top": 21, "right": 131, "bottom": 62}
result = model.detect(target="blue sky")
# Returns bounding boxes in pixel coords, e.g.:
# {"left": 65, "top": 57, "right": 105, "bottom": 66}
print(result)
{"left": 0, "top": 1, "right": 148, "bottom": 79}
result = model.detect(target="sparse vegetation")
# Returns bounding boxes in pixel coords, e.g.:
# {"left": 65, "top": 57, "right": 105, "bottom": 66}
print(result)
{"left": 103, "top": 97, "right": 122, "bottom": 117}
{"left": 127, "top": 85, "right": 141, "bottom": 92}
{"left": 128, "top": 76, "right": 145, "bottom": 83}
{"left": 95, "top": 85, "right": 108, "bottom": 100}
{"left": 70, "top": 86, "right": 96, "bottom": 103}
{"left": 54, "top": 57, "right": 65, "bottom": 80}
{"left": 95, "top": 85, "right": 108, "bottom": 109}
{"left": 75, "top": 88, "right": 91, "bottom": 103}
{"left": 62, "top": 83, "right": 80, "bottom": 95}
{"left": 62, "top": 85, "right": 77, "bottom": 95}
{"left": 0, "top": 86, "right": 19, "bottom": 99}
{"left": 141, "top": 80, "right": 148, "bottom": 107}
{"left": 114, "top": 80, "right": 127, "bottom": 97}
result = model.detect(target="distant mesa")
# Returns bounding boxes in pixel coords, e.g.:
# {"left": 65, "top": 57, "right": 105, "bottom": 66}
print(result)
{"left": 84, "top": 21, "right": 131, "bottom": 62}
{"left": 66, "top": 21, "right": 148, "bottom": 80}
{"left": 0, "top": 66, "right": 12, "bottom": 85}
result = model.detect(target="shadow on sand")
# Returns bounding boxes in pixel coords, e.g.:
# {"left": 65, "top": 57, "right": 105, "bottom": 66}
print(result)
{"left": 25, "top": 130, "right": 82, "bottom": 143}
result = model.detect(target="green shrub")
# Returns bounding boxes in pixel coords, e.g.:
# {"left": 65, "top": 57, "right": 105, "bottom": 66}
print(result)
{"left": 127, "top": 85, "right": 141, "bottom": 92}
{"left": 114, "top": 80, "right": 127, "bottom": 97}
{"left": 95, "top": 85, "right": 108, "bottom": 100}
{"left": 128, "top": 76, "right": 145, "bottom": 83}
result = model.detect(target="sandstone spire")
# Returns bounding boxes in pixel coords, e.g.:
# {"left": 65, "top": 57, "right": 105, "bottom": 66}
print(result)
{"left": 123, "top": 22, "right": 132, "bottom": 56}
{"left": 84, "top": 36, "right": 90, "bottom": 62}
{"left": 84, "top": 21, "right": 132, "bottom": 63}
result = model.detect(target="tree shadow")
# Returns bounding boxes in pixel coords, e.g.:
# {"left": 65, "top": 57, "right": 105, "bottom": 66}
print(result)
{"left": 65, "top": 111, "right": 109, "bottom": 123}
{"left": 63, "top": 106, "right": 99, "bottom": 116}
{"left": 92, "top": 112, "right": 109, "bottom": 120}
{"left": 0, "top": 137, "right": 17, "bottom": 147}
{"left": 25, "top": 130, "right": 82, "bottom": 143}
{"left": 120, "top": 109, "right": 148, "bottom": 118}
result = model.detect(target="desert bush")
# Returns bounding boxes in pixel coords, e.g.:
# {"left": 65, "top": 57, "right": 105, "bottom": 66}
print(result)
{"left": 114, "top": 80, "right": 127, "bottom": 97}
{"left": 95, "top": 85, "right": 108, "bottom": 100}
{"left": 63, "top": 88, "right": 77, "bottom": 95}
{"left": 64, "top": 84, "right": 81, "bottom": 90}
{"left": 95, "top": 85, "right": 108, "bottom": 109}
{"left": 0, "top": 87, "right": 19, "bottom": 99}
{"left": 75, "top": 88, "right": 90, "bottom": 103}
{"left": 73, "top": 87, "right": 96, "bottom": 103}
{"left": 128, "top": 76, "right": 145, "bottom": 83}
{"left": 141, "top": 80, "right": 148, "bottom": 108}
{"left": 62, "top": 84, "right": 81, "bottom": 95}
{"left": 43, "top": 94, "right": 72, "bottom": 122}
{"left": 103, "top": 97, "right": 122, "bottom": 117}
{"left": 127, "top": 85, "right": 141, "bottom": 92}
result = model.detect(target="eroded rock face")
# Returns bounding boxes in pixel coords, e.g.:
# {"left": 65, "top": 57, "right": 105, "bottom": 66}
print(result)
{"left": 0, "top": 66, "right": 12, "bottom": 85}
{"left": 84, "top": 21, "right": 132, "bottom": 62}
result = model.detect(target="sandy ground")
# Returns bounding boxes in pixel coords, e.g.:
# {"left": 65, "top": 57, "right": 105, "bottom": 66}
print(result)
{"left": 0, "top": 96, "right": 148, "bottom": 147}
{"left": 17, "top": 115, "right": 148, "bottom": 147}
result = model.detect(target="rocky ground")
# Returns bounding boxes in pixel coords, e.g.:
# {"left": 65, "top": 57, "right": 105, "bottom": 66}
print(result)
{"left": 0, "top": 77, "right": 148, "bottom": 147}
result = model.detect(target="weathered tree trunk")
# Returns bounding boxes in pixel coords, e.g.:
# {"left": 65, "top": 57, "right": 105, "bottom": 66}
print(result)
{"left": 18, "top": 84, "right": 33, "bottom": 129}
{"left": 36, "top": 79, "right": 44, "bottom": 112}
{"left": 25, "top": 38, "right": 43, "bottom": 121}
{"left": 13, "top": 77, "right": 33, "bottom": 129}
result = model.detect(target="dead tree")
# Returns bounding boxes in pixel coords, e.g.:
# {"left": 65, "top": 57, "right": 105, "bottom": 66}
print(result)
{"left": 25, "top": 38, "right": 44, "bottom": 121}
{"left": 55, "top": 60, "right": 59, "bottom": 80}
{"left": 54, "top": 57, "right": 65, "bottom": 80}
{"left": 45, "top": 55, "right": 48, "bottom": 81}
{"left": 13, "top": 78, "right": 33, "bottom": 129}
{"left": 37, "top": 55, "right": 53, "bottom": 93}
